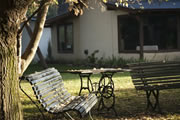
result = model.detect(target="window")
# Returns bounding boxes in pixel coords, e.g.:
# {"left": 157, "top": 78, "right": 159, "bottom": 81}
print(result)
{"left": 118, "top": 15, "right": 139, "bottom": 51}
{"left": 57, "top": 23, "right": 73, "bottom": 53}
{"left": 144, "top": 15, "right": 177, "bottom": 50}
{"left": 118, "top": 15, "right": 178, "bottom": 52}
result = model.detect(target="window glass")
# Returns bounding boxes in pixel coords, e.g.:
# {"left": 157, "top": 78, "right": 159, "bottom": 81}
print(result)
{"left": 144, "top": 15, "right": 177, "bottom": 50}
{"left": 118, "top": 16, "right": 139, "bottom": 51}
{"left": 118, "top": 15, "right": 177, "bottom": 52}
{"left": 58, "top": 23, "right": 73, "bottom": 53}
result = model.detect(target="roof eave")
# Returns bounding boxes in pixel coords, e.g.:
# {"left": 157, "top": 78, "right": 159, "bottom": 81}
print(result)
{"left": 45, "top": 11, "right": 75, "bottom": 25}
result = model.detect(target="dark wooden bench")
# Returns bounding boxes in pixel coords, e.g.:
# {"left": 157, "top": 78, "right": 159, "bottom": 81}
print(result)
{"left": 21, "top": 67, "right": 97, "bottom": 119}
{"left": 128, "top": 61, "right": 180, "bottom": 112}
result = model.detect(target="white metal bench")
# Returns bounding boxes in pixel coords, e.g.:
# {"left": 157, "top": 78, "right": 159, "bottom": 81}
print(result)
{"left": 20, "top": 67, "right": 97, "bottom": 119}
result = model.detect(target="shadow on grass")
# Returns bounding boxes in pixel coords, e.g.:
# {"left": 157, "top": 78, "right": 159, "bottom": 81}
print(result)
{"left": 21, "top": 87, "right": 180, "bottom": 120}
{"left": 91, "top": 88, "right": 180, "bottom": 119}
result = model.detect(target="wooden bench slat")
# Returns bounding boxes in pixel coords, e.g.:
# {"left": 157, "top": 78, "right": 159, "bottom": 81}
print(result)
{"left": 35, "top": 82, "right": 64, "bottom": 96}
{"left": 63, "top": 96, "right": 83, "bottom": 111}
{"left": 135, "top": 83, "right": 180, "bottom": 90}
{"left": 37, "top": 84, "right": 66, "bottom": 101}
{"left": 27, "top": 69, "right": 58, "bottom": 81}
{"left": 27, "top": 68, "right": 57, "bottom": 78}
{"left": 134, "top": 79, "right": 180, "bottom": 85}
{"left": 130, "top": 64, "right": 180, "bottom": 70}
{"left": 128, "top": 61, "right": 180, "bottom": 67}
{"left": 132, "top": 71, "right": 180, "bottom": 79}
{"left": 45, "top": 93, "right": 72, "bottom": 112}
{"left": 34, "top": 76, "right": 62, "bottom": 89}
{"left": 78, "top": 94, "right": 96, "bottom": 114}
{"left": 81, "top": 95, "right": 98, "bottom": 117}
{"left": 75, "top": 94, "right": 94, "bottom": 112}
{"left": 133, "top": 76, "right": 180, "bottom": 83}
{"left": 30, "top": 72, "right": 60, "bottom": 84}
{"left": 40, "top": 88, "right": 66, "bottom": 102}
{"left": 34, "top": 79, "right": 61, "bottom": 92}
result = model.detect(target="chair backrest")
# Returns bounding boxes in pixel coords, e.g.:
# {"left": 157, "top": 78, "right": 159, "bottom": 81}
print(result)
{"left": 26, "top": 68, "right": 72, "bottom": 113}
{"left": 128, "top": 61, "right": 180, "bottom": 90}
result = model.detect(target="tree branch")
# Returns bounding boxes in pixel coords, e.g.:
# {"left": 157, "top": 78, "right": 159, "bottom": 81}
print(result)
{"left": 21, "top": 0, "right": 52, "bottom": 74}
{"left": 18, "top": 1, "right": 46, "bottom": 34}
{"left": 25, "top": 23, "right": 48, "bottom": 69}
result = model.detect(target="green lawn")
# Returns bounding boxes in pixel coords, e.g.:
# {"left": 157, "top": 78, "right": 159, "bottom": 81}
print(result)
{"left": 20, "top": 64, "right": 180, "bottom": 120}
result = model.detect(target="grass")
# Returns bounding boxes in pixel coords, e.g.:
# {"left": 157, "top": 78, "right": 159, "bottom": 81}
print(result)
{"left": 20, "top": 64, "right": 180, "bottom": 120}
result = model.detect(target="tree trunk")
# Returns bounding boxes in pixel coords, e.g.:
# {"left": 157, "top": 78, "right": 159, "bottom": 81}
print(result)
{"left": 0, "top": 15, "right": 23, "bottom": 120}
{"left": 0, "top": 42, "right": 23, "bottom": 120}
{"left": 0, "top": 1, "right": 32, "bottom": 119}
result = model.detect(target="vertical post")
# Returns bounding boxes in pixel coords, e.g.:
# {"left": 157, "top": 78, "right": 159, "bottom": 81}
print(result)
{"left": 177, "top": 15, "right": 180, "bottom": 49}
{"left": 139, "top": 17, "right": 144, "bottom": 60}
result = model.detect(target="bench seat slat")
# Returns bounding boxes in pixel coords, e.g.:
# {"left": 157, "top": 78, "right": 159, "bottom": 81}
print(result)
{"left": 135, "top": 83, "right": 180, "bottom": 90}
{"left": 30, "top": 72, "right": 60, "bottom": 84}
{"left": 35, "top": 82, "right": 63, "bottom": 96}
{"left": 133, "top": 76, "right": 180, "bottom": 83}
{"left": 134, "top": 80, "right": 180, "bottom": 85}
{"left": 37, "top": 84, "right": 66, "bottom": 101}
{"left": 40, "top": 88, "right": 67, "bottom": 102}
{"left": 78, "top": 94, "right": 96, "bottom": 114}
{"left": 34, "top": 79, "right": 61, "bottom": 92}
{"left": 75, "top": 94, "right": 94, "bottom": 111}
{"left": 34, "top": 76, "right": 62, "bottom": 89}
{"left": 46, "top": 92, "right": 72, "bottom": 112}
{"left": 27, "top": 68, "right": 57, "bottom": 78}
{"left": 81, "top": 95, "right": 98, "bottom": 117}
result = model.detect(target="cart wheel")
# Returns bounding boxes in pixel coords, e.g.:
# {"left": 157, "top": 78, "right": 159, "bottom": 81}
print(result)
{"left": 101, "top": 86, "right": 113, "bottom": 98}
{"left": 98, "top": 78, "right": 114, "bottom": 96}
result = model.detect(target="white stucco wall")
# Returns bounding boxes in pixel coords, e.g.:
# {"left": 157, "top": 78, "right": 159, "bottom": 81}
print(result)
{"left": 79, "top": 1, "right": 127, "bottom": 59}
{"left": 22, "top": 20, "right": 51, "bottom": 62}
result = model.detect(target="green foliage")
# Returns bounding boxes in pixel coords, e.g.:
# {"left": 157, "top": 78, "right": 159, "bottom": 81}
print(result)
{"left": 47, "top": 41, "right": 54, "bottom": 62}
{"left": 26, "top": 0, "right": 58, "bottom": 17}
{"left": 97, "top": 56, "right": 147, "bottom": 68}
{"left": 87, "top": 50, "right": 99, "bottom": 64}
{"left": 46, "top": 4, "right": 58, "bottom": 18}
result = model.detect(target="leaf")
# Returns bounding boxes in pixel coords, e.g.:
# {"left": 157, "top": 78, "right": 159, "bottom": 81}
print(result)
{"left": 115, "top": 2, "right": 119, "bottom": 7}
{"left": 53, "top": 0, "right": 58, "bottom": 5}
{"left": 102, "top": 0, "right": 108, "bottom": 3}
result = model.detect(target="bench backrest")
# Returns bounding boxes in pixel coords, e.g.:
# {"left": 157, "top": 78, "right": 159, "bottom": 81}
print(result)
{"left": 26, "top": 68, "right": 72, "bottom": 113}
{"left": 128, "top": 61, "right": 180, "bottom": 90}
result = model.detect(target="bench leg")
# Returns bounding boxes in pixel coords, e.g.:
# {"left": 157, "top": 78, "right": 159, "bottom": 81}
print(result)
{"left": 63, "top": 112, "right": 75, "bottom": 120}
{"left": 146, "top": 90, "right": 161, "bottom": 112}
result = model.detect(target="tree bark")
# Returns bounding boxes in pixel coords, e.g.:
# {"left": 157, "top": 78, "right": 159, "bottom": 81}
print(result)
{"left": 0, "top": 1, "right": 31, "bottom": 119}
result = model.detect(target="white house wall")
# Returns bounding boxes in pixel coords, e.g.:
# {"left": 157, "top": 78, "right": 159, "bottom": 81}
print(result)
{"left": 79, "top": 1, "right": 127, "bottom": 59}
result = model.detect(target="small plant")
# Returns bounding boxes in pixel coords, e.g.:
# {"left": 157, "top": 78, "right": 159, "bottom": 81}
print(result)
{"left": 97, "top": 56, "right": 148, "bottom": 68}
{"left": 47, "top": 41, "right": 54, "bottom": 62}
{"left": 87, "top": 50, "right": 99, "bottom": 64}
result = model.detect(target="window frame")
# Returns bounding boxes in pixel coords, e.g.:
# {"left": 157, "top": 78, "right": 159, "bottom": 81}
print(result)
{"left": 57, "top": 23, "right": 74, "bottom": 53}
{"left": 118, "top": 14, "right": 180, "bottom": 53}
